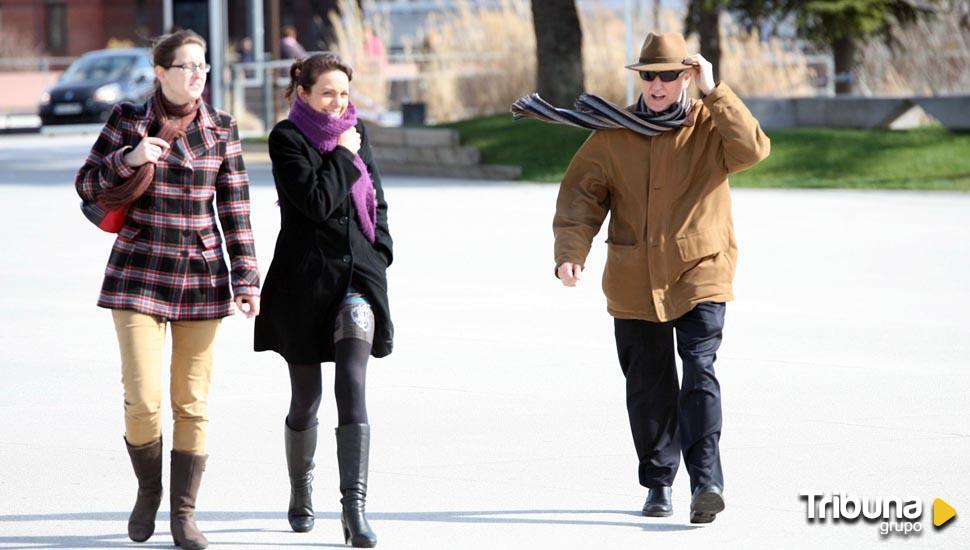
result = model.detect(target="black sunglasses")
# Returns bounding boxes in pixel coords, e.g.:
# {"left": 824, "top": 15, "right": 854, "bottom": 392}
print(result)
{"left": 638, "top": 70, "right": 685, "bottom": 82}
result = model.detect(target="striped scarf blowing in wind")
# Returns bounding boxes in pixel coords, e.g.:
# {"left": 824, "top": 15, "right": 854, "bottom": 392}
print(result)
{"left": 511, "top": 90, "right": 694, "bottom": 137}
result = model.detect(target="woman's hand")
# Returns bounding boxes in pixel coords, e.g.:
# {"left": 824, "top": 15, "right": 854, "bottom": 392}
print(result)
{"left": 557, "top": 262, "right": 583, "bottom": 287}
{"left": 124, "top": 136, "right": 170, "bottom": 167}
{"left": 235, "top": 295, "right": 260, "bottom": 318}
{"left": 338, "top": 128, "right": 361, "bottom": 154}
{"left": 682, "top": 54, "right": 716, "bottom": 95}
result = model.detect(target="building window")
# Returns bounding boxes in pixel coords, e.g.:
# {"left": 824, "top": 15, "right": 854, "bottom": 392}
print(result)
{"left": 47, "top": 2, "right": 67, "bottom": 55}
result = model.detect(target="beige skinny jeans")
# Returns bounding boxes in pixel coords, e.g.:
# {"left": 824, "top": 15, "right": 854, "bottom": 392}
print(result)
{"left": 112, "top": 310, "right": 220, "bottom": 454}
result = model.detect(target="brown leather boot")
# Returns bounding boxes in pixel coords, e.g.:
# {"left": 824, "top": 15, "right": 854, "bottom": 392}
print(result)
{"left": 124, "top": 437, "right": 163, "bottom": 542}
{"left": 170, "top": 450, "right": 208, "bottom": 549}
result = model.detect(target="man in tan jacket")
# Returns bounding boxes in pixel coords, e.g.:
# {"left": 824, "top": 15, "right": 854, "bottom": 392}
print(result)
{"left": 552, "top": 32, "right": 770, "bottom": 523}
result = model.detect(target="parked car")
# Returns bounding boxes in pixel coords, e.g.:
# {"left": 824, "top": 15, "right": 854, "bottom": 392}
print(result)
{"left": 39, "top": 48, "right": 155, "bottom": 125}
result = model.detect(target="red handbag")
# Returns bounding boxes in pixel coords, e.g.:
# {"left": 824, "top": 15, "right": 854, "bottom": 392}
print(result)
{"left": 81, "top": 201, "right": 129, "bottom": 233}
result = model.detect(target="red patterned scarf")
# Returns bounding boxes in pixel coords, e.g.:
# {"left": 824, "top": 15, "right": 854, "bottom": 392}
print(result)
{"left": 99, "top": 88, "right": 201, "bottom": 209}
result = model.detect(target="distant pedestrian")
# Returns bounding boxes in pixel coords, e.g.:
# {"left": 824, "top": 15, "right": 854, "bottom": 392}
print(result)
{"left": 362, "top": 24, "right": 387, "bottom": 73}
{"left": 254, "top": 52, "right": 393, "bottom": 548}
{"left": 514, "top": 31, "right": 770, "bottom": 524}
{"left": 281, "top": 25, "right": 308, "bottom": 60}
{"left": 75, "top": 29, "right": 260, "bottom": 549}
{"left": 239, "top": 36, "right": 255, "bottom": 78}
{"left": 240, "top": 36, "right": 255, "bottom": 63}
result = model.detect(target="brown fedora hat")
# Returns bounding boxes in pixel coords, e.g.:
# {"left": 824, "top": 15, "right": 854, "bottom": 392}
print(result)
{"left": 625, "top": 31, "right": 692, "bottom": 71}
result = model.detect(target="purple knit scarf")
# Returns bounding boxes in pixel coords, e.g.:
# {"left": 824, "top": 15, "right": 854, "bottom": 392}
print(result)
{"left": 288, "top": 96, "right": 376, "bottom": 243}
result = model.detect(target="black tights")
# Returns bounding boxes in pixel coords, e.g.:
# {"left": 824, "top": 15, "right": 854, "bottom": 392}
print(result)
{"left": 286, "top": 338, "right": 371, "bottom": 431}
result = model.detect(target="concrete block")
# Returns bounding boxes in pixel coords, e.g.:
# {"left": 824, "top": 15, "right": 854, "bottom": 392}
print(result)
{"left": 404, "top": 128, "right": 459, "bottom": 147}
{"left": 794, "top": 97, "right": 913, "bottom": 129}
{"left": 912, "top": 96, "right": 970, "bottom": 131}
{"left": 743, "top": 97, "right": 796, "bottom": 130}
{"left": 365, "top": 124, "right": 407, "bottom": 146}
{"left": 405, "top": 147, "right": 440, "bottom": 164}
{"left": 372, "top": 145, "right": 410, "bottom": 163}
{"left": 434, "top": 146, "right": 480, "bottom": 166}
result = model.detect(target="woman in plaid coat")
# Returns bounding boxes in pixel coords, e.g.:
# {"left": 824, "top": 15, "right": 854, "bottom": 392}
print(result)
{"left": 74, "top": 30, "right": 259, "bottom": 550}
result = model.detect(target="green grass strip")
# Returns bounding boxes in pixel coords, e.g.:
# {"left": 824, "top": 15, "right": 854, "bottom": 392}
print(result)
{"left": 440, "top": 115, "right": 970, "bottom": 190}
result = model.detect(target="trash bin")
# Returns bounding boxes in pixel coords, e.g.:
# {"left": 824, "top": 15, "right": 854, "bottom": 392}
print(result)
{"left": 401, "top": 102, "right": 427, "bottom": 127}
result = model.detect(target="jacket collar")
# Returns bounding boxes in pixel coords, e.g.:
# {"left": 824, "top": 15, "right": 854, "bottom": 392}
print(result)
{"left": 137, "top": 94, "right": 218, "bottom": 165}
{"left": 137, "top": 94, "right": 218, "bottom": 128}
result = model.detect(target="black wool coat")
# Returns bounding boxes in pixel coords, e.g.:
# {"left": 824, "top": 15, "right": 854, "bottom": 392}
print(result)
{"left": 254, "top": 119, "right": 393, "bottom": 363}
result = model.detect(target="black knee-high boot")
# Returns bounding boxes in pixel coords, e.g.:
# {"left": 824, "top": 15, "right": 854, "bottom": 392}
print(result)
{"left": 336, "top": 424, "right": 377, "bottom": 548}
{"left": 285, "top": 421, "right": 317, "bottom": 532}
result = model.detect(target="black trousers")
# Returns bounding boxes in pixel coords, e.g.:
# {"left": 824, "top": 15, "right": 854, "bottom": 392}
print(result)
{"left": 614, "top": 301, "right": 725, "bottom": 492}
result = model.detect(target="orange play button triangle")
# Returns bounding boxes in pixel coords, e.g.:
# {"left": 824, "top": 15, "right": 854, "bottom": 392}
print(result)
{"left": 933, "top": 498, "right": 956, "bottom": 527}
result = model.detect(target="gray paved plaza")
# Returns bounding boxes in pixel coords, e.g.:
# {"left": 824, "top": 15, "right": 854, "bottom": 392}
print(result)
{"left": 1, "top": 133, "right": 967, "bottom": 549}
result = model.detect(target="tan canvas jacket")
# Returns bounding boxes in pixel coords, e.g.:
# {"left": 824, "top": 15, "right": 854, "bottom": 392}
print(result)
{"left": 553, "top": 82, "right": 771, "bottom": 321}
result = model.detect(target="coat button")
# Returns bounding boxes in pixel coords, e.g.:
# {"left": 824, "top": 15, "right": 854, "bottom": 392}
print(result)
{"left": 342, "top": 255, "right": 351, "bottom": 263}
{"left": 183, "top": 187, "right": 191, "bottom": 194}
{"left": 181, "top": 250, "right": 189, "bottom": 257}
{"left": 182, "top": 229, "right": 191, "bottom": 237}
{"left": 339, "top": 216, "right": 348, "bottom": 225}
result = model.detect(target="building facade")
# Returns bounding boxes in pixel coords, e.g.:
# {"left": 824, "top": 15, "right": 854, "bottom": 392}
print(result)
{"left": 0, "top": 0, "right": 347, "bottom": 59}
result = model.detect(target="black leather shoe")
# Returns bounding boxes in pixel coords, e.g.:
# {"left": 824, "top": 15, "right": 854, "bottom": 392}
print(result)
{"left": 641, "top": 487, "right": 673, "bottom": 517}
{"left": 690, "top": 485, "right": 725, "bottom": 524}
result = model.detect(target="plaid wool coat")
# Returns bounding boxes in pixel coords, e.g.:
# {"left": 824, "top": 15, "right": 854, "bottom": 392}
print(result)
{"left": 75, "top": 98, "right": 260, "bottom": 320}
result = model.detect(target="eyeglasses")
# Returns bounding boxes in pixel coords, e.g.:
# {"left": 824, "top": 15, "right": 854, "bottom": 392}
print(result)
{"left": 638, "top": 70, "right": 685, "bottom": 82}
{"left": 169, "top": 63, "right": 211, "bottom": 74}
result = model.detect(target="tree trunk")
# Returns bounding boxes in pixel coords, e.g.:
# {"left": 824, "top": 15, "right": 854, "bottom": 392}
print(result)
{"left": 832, "top": 35, "right": 857, "bottom": 95}
{"left": 531, "top": 0, "right": 585, "bottom": 107}
{"left": 696, "top": 3, "right": 721, "bottom": 83}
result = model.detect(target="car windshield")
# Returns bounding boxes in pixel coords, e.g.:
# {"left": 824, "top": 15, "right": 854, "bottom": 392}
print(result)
{"left": 60, "top": 55, "right": 138, "bottom": 83}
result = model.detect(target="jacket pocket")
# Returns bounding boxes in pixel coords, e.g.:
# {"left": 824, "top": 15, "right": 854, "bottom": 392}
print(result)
{"left": 602, "top": 243, "right": 651, "bottom": 308}
{"left": 674, "top": 226, "right": 730, "bottom": 262}
{"left": 118, "top": 224, "right": 140, "bottom": 242}
{"left": 198, "top": 228, "right": 227, "bottom": 287}
{"left": 197, "top": 228, "right": 223, "bottom": 251}
{"left": 606, "top": 216, "right": 639, "bottom": 247}
{"left": 116, "top": 225, "right": 147, "bottom": 269}
{"left": 106, "top": 226, "right": 148, "bottom": 285}
{"left": 200, "top": 249, "right": 227, "bottom": 287}
{"left": 605, "top": 237, "right": 638, "bottom": 247}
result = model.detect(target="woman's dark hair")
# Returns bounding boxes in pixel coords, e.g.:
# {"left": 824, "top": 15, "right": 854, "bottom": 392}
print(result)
{"left": 284, "top": 52, "right": 353, "bottom": 103}
{"left": 152, "top": 29, "right": 207, "bottom": 69}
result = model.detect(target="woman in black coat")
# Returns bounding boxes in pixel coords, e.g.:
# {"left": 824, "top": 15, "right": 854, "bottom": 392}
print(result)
{"left": 254, "top": 52, "right": 392, "bottom": 548}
